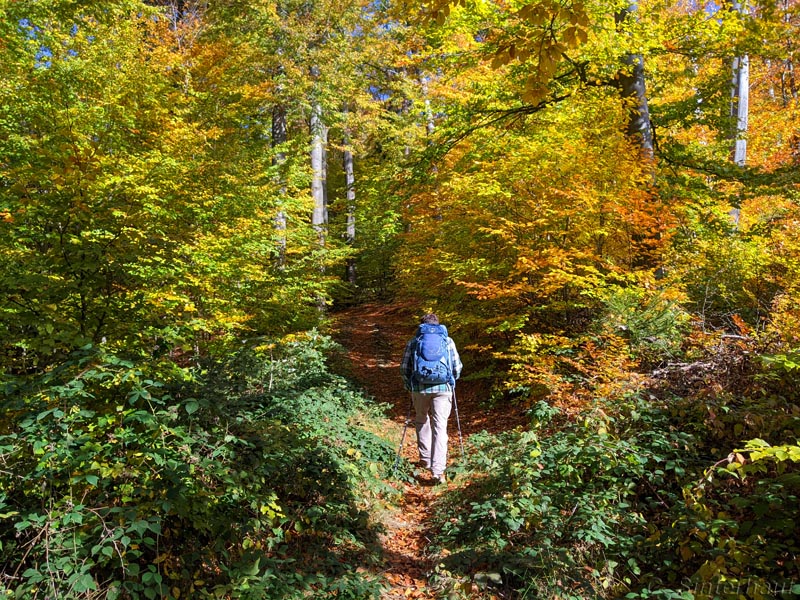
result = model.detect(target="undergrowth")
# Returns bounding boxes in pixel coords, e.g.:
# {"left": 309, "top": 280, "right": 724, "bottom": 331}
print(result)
{"left": 427, "top": 336, "right": 800, "bottom": 600}
{"left": 428, "top": 395, "right": 696, "bottom": 599}
{"left": 0, "top": 333, "right": 395, "bottom": 599}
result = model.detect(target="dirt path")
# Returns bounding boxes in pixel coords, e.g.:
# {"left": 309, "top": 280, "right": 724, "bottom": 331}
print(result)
{"left": 331, "top": 303, "right": 527, "bottom": 599}
{"left": 332, "top": 302, "right": 436, "bottom": 598}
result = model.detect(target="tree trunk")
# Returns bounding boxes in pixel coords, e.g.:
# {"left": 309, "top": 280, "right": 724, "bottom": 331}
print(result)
{"left": 615, "top": 0, "right": 654, "bottom": 162}
{"left": 615, "top": 0, "right": 658, "bottom": 271}
{"left": 421, "top": 74, "right": 435, "bottom": 137}
{"left": 310, "top": 100, "right": 328, "bottom": 245}
{"left": 272, "top": 104, "right": 287, "bottom": 265}
{"left": 782, "top": 57, "right": 797, "bottom": 105}
{"left": 730, "top": 54, "right": 749, "bottom": 168}
{"left": 343, "top": 123, "right": 356, "bottom": 286}
{"left": 781, "top": 0, "right": 797, "bottom": 106}
{"left": 729, "top": 0, "right": 750, "bottom": 225}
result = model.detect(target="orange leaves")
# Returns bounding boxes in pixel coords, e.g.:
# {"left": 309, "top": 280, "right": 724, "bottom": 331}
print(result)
{"left": 383, "top": 572, "right": 431, "bottom": 597}
{"left": 501, "top": 329, "right": 638, "bottom": 411}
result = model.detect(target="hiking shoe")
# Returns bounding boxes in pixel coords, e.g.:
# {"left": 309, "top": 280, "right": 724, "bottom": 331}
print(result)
{"left": 415, "top": 459, "right": 431, "bottom": 469}
{"left": 431, "top": 473, "right": 446, "bottom": 486}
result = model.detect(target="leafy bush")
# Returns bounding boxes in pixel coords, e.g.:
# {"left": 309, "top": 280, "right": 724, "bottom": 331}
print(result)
{"left": 658, "top": 438, "right": 800, "bottom": 600}
{"left": 428, "top": 395, "right": 696, "bottom": 599}
{"left": 598, "top": 285, "right": 690, "bottom": 363}
{"left": 669, "top": 210, "right": 777, "bottom": 330}
{"left": 497, "top": 332, "right": 637, "bottom": 410}
{"left": 0, "top": 335, "right": 394, "bottom": 599}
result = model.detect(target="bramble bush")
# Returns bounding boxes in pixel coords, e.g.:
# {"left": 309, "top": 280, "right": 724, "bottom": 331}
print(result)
{"left": 662, "top": 438, "right": 800, "bottom": 600}
{"left": 0, "top": 335, "right": 395, "bottom": 599}
{"left": 657, "top": 335, "right": 800, "bottom": 600}
{"left": 428, "top": 394, "right": 696, "bottom": 599}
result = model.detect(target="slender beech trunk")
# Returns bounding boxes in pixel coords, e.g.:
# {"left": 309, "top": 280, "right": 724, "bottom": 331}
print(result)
{"left": 614, "top": 0, "right": 658, "bottom": 271}
{"left": 729, "top": 0, "right": 750, "bottom": 225}
{"left": 615, "top": 0, "right": 654, "bottom": 163}
{"left": 782, "top": 57, "right": 797, "bottom": 105}
{"left": 310, "top": 97, "right": 328, "bottom": 312}
{"left": 766, "top": 59, "right": 775, "bottom": 101}
{"left": 421, "top": 72, "right": 439, "bottom": 189}
{"left": 343, "top": 118, "right": 357, "bottom": 286}
{"left": 400, "top": 67, "right": 413, "bottom": 157}
{"left": 421, "top": 74, "right": 435, "bottom": 137}
{"left": 781, "top": 0, "right": 797, "bottom": 106}
{"left": 730, "top": 54, "right": 749, "bottom": 168}
{"left": 272, "top": 105, "right": 287, "bottom": 265}
{"left": 310, "top": 99, "right": 328, "bottom": 245}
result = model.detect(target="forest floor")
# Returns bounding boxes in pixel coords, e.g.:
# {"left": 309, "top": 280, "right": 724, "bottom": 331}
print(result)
{"left": 331, "top": 303, "right": 530, "bottom": 599}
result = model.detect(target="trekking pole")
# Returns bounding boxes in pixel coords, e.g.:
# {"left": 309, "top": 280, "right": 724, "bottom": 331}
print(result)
{"left": 452, "top": 385, "right": 466, "bottom": 460}
{"left": 393, "top": 396, "right": 414, "bottom": 474}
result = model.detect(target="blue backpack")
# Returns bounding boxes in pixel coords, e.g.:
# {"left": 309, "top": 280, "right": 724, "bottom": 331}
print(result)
{"left": 412, "top": 324, "right": 454, "bottom": 386}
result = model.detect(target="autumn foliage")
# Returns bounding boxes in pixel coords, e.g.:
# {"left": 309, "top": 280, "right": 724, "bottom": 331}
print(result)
{"left": 1, "top": 0, "right": 800, "bottom": 598}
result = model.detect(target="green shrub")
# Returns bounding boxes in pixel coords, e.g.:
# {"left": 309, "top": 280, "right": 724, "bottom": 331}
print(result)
{"left": 656, "top": 439, "right": 800, "bottom": 600}
{"left": 669, "top": 202, "right": 778, "bottom": 329}
{"left": 598, "top": 285, "right": 690, "bottom": 363}
{"left": 428, "top": 396, "right": 695, "bottom": 599}
{"left": 0, "top": 336, "right": 393, "bottom": 599}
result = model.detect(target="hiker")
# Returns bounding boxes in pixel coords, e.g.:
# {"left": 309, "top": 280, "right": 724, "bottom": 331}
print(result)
{"left": 401, "top": 313, "right": 462, "bottom": 484}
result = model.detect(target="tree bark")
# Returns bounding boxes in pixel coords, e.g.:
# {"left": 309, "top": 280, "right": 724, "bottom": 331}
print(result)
{"left": 730, "top": 54, "right": 749, "bottom": 168}
{"left": 615, "top": 0, "right": 654, "bottom": 162}
{"left": 782, "top": 57, "right": 797, "bottom": 105}
{"left": 272, "top": 104, "right": 287, "bottom": 265}
{"left": 729, "top": 0, "right": 750, "bottom": 225}
{"left": 780, "top": 0, "right": 797, "bottom": 105}
{"left": 343, "top": 121, "right": 357, "bottom": 286}
{"left": 421, "top": 74, "right": 435, "bottom": 137}
{"left": 310, "top": 100, "right": 328, "bottom": 245}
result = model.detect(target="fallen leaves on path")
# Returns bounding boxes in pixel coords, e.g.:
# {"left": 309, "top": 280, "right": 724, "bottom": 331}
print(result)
{"left": 331, "top": 302, "right": 530, "bottom": 599}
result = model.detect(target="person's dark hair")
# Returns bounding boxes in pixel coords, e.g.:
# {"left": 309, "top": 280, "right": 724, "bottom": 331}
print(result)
{"left": 421, "top": 313, "right": 439, "bottom": 325}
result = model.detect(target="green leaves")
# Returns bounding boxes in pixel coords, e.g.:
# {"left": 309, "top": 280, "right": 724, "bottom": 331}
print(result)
{"left": 761, "top": 349, "right": 800, "bottom": 373}
{"left": 737, "top": 439, "right": 800, "bottom": 466}
{"left": 0, "top": 337, "right": 392, "bottom": 598}
{"left": 0, "top": 1, "right": 352, "bottom": 370}
{"left": 428, "top": 393, "right": 693, "bottom": 597}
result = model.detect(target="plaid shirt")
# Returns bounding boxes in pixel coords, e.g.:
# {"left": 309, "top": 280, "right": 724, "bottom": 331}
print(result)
{"left": 401, "top": 335, "right": 462, "bottom": 393}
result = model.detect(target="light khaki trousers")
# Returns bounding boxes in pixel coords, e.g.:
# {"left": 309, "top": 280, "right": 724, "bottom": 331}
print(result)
{"left": 412, "top": 390, "right": 452, "bottom": 477}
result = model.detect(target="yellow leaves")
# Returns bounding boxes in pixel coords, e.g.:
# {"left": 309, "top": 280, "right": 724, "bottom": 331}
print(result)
{"left": 420, "top": 0, "right": 465, "bottom": 25}
{"left": 258, "top": 496, "right": 284, "bottom": 521}
{"left": 490, "top": 51, "right": 511, "bottom": 70}
{"left": 569, "top": 4, "right": 590, "bottom": 28}
{"left": 561, "top": 25, "right": 588, "bottom": 48}
{"left": 414, "top": 0, "right": 597, "bottom": 105}
{"left": 537, "top": 45, "right": 561, "bottom": 79}
{"left": 485, "top": 2, "right": 592, "bottom": 104}
{"left": 517, "top": 3, "right": 549, "bottom": 26}
{"left": 737, "top": 439, "right": 800, "bottom": 466}
{"left": 522, "top": 80, "right": 548, "bottom": 104}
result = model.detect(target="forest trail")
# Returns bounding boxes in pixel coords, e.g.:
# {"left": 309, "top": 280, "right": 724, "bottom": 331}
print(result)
{"left": 331, "top": 303, "right": 529, "bottom": 599}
